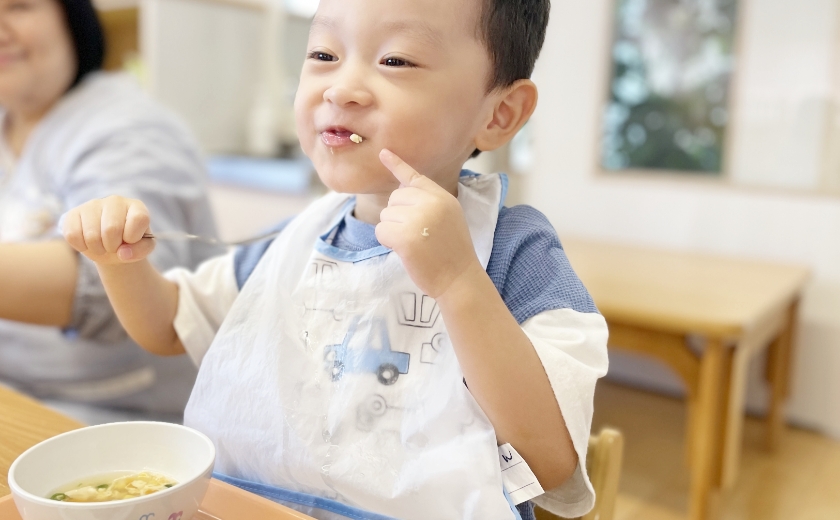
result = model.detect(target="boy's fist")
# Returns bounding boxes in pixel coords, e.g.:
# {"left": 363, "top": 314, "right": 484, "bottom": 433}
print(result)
{"left": 62, "top": 196, "right": 155, "bottom": 265}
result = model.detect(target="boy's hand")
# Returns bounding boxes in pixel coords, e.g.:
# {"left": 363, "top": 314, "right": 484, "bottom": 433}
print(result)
{"left": 62, "top": 196, "right": 156, "bottom": 266}
{"left": 376, "top": 149, "right": 482, "bottom": 299}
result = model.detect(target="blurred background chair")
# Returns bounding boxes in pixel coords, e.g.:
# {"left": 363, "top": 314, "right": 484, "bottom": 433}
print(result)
{"left": 98, "top": 8, "right": 139, "bottom": 72}
{"left": 535, "top": 428, "right": 624, "bottom": 520}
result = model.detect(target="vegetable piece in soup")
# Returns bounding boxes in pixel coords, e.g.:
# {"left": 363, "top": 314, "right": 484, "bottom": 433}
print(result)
{"left": 49, "top": 471, "right": 176, "bottom": 502}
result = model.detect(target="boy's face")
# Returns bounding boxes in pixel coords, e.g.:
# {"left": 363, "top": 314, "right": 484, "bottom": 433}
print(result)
{"left": 295, "top": 0, "right": 493, "bottom": 195}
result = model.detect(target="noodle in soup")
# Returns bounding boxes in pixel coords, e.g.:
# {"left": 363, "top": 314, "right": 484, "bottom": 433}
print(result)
{"left": 48, "top": 471, "right": 176, "bottom": 502}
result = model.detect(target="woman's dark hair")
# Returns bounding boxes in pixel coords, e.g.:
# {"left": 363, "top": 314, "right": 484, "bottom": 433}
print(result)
{"left": 59, "top": 0, "right": 106, "bottom": 88}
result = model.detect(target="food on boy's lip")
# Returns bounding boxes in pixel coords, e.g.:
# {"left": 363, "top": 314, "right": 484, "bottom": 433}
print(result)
{"left": 48, "top": 471, "right": 176, "bottom": 502}
{"left": 350, "top": 133, "right": 363, "bottom": 144}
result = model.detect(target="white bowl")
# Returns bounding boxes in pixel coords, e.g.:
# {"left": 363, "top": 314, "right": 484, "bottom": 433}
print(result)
{"left": 9, "top": 421, "right": 215, "bottom": 520}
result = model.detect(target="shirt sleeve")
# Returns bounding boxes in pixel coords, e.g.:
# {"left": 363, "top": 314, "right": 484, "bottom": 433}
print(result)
{"left": 233, "top": 217, "right": 293, "bottom": 289}
{"left": 487, "top": 205, "right": 609, "bottom": 518}
{"left": 68, "top": 257, "right": 127, "bottom": 342}
{"left": 521, "top": 308, "right": 609, "bottom": 518}
{"left": 164, "top": 251, "right": 239, "bottom": 366}
{"left": 488, "top": 205, "right": 599, "bottom": 325}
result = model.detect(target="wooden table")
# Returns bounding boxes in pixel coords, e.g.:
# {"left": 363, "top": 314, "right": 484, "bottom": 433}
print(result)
{"left": 563, "top": 238, "right": 810, "bottom": 520}
{"left": 0, "top": 386, "right": 317, "bottom": 520}
{"left": 0, "top": 385, "right": 84, "bottom": 498}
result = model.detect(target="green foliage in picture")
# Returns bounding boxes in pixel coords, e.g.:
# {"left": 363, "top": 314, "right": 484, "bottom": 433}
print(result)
{"left": 601, "top": 0, "right": 739, "bottom": 174}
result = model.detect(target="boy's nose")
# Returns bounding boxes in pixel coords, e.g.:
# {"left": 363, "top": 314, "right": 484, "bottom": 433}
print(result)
{"left": 323, "top": 77, "right": 374, "bottom": 107}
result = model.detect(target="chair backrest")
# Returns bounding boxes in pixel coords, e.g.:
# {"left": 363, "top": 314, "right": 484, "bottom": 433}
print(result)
{"left": 534, "top": 428, "right": 624, "bottom": 520}
{"left": 98, "top": 8, "right": 139, "bottom": 72}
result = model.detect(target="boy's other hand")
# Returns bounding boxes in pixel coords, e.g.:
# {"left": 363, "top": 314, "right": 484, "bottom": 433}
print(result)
{"left": 376, "top": 149, "right": 482, "bottom": 299}
{"left": 62, "top": 196, "right": 156, "bottom": 266}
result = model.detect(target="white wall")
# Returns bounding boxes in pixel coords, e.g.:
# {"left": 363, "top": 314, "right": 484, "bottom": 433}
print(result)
{"left": 526, "top": 0, "right": 840, "bottom": 438}
{"left": 141, "top": 0, "right": 312, "bottom": 154}
{"left": 207, "top": 184, "right": 314, "bottom": 241}
{"left": 142, "top": 0, "right": 264, "bottom": 154}
{"left": 729, "top": 0, "right": 839, "bottom": 191}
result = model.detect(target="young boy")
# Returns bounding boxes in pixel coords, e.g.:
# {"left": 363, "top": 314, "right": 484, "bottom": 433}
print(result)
{"left": 62, "top": 0, "right": 608, "bottom": 518}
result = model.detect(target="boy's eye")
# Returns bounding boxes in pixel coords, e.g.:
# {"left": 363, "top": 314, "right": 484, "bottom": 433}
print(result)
{"left": 307, "top": 51, "right": 337, "bottom": 62}
{"left": 382, "top": 57, "right": 415, "bottom": 68}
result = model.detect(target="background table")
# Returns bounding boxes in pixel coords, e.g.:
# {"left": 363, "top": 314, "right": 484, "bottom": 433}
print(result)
{"left": 0, "top": 385, "right": 84, "bottom": 498}
{"left": 563, "top": 238, "right": 809, "bottom": 520}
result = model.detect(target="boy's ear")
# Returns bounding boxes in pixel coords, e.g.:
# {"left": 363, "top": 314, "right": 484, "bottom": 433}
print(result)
{"left": 474, "top": 79, "right": 538, "bottom": 153}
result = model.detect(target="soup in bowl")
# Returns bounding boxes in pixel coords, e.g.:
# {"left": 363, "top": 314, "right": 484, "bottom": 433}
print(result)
{"left": 9, "top": 421, "right": 215, "bottom": 520}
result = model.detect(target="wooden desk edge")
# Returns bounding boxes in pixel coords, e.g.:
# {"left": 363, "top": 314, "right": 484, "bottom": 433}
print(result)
{"left": 0, "top": 386, "right": 85, "bottom": 498}
{"left": 600, "top": 280, "right": 809, "bottom": 340}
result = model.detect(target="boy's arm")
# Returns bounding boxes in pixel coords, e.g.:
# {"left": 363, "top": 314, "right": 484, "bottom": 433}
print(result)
{"left": 62, "top": 196, "right": 185, "bottom": 356}
{"left": 96, "top": 260, "right": 184, "bottom": 356}
{"left": 437, "top": 263, "right": 577, "bottom": 491}
{"left": 376, "top": 150, "right": 577, "bottom": 491}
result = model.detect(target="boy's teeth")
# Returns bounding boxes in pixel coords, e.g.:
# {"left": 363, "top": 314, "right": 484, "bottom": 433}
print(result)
{"left": 350, "top": 134, "right": 363, "bottom": 144}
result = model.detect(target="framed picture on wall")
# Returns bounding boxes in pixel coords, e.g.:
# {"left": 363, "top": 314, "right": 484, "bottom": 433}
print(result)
{"left": 600, "top": 0, "right": 740, "bottom": 175}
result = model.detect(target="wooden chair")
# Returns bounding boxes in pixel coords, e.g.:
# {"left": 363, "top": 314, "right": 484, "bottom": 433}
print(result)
{"left": 534, "top": 428, "right": 624, "bottom": 520}
{"left": 97, "top": 8, "right": 140, "bottom": 72}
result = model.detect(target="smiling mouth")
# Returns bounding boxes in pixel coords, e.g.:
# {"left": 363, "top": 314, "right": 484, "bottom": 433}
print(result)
{"left": 321, "top": 127, "right": 365, "bottom": 147}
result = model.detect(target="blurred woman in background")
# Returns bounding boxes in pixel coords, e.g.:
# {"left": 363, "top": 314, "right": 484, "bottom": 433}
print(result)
{"left": 0, "top": 0, "right": 220, "bottom": 423}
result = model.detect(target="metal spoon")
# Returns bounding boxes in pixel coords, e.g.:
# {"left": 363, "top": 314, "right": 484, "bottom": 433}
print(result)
{"left": 141, "top": 229, "right": 282, "bottom": 247}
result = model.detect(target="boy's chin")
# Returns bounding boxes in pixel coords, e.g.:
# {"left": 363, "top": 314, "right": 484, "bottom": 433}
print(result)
{"left": 316, "top": 164, "right": 396, "bottom": 195}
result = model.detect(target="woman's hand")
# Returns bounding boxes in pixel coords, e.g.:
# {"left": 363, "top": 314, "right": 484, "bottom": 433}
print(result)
{"left": 375, "top": 149, "right": 482, "bottom": 299}
{"left": 62, "top": 196, "right": 156, "bottom": 266}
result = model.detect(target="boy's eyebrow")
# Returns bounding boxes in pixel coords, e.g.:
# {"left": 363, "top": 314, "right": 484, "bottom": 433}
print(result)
{"left": 381, "top": 20, "right": 445, "bottom": 48}
{"left": 309, "top": 16, "right": 444, "bottom": 49}
{"left": 310, "top": 15, "right": 337, "bottom": 35}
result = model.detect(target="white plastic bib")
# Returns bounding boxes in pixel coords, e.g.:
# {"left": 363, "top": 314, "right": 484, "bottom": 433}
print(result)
{"left": 184, "top": 173, "right": 520, "bottom": 519}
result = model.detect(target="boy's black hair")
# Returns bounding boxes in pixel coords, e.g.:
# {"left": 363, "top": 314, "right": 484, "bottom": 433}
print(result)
{"left": 58, "top": 0, "right": 106, "bottom": 89}
{"left": 471, "top": 0, "right": 550, "bottom": 157}
{"left": 478, "top": 0, "right": 550, "bottom": 91}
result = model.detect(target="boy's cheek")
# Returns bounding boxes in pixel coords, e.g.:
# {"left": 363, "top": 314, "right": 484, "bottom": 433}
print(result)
{"left": 293, "top": 105, "right": 311, "bottom": 144}
{"left": 293, "top": 91, "right": 319, "bottom": 149}
{"left": 298, "top": 131, "right": 315, "bottom": 159}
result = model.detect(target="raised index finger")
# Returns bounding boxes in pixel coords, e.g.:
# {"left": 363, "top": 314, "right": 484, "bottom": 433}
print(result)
{"left": 380, "top": 149, "right": 429, "bottom": 189}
